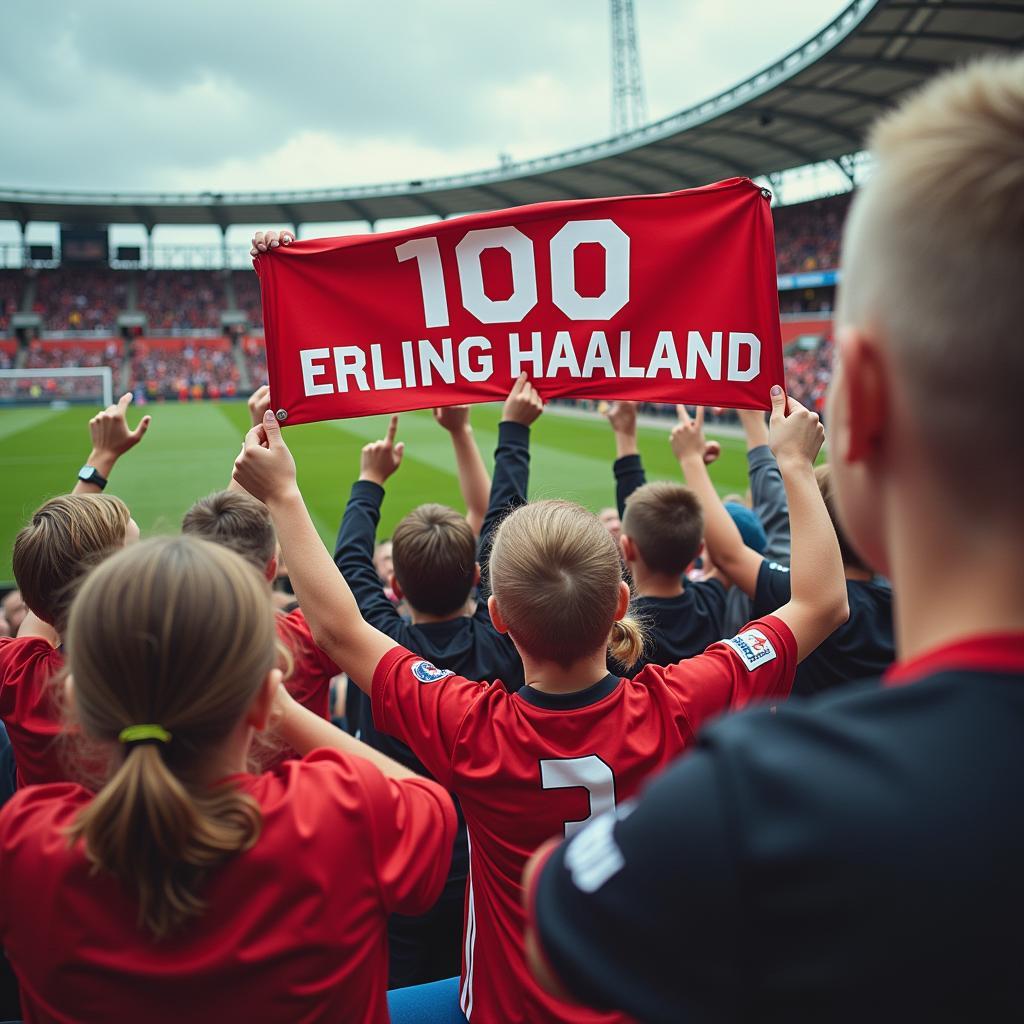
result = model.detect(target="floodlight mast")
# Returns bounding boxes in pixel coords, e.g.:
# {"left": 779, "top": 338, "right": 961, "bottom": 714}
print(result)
{"left": 610, "top": 0, "right": 648, "bottom": 136}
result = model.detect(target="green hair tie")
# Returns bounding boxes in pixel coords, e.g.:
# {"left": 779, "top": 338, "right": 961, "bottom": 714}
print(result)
{"left": 118, "top": 724, "right": 172, "bottom": 746}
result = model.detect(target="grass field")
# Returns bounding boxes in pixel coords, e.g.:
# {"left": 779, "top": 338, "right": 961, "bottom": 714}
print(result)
{"left": 1, "top": 400, "right": 754, "bottom": 584}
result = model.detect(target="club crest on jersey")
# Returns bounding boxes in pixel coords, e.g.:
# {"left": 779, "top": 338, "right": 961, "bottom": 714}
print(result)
{"left": 723, "top": 628, "right": 777, "bottom": 671}
{"left": 411, "top": 660, "right": 454, "bottom": 684}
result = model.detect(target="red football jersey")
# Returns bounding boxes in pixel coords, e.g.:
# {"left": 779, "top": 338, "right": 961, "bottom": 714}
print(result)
{"left": 372, "top": 616, "right": 797, "bottom": 1024}
{"left": 253, "top": 609, "right": 340, "bottom": 771}
{"left": 0, "top": 637, "right": 67, "bottom": 788}
{"left": 0, "top": 749, "right": 457, "bottom": 1024}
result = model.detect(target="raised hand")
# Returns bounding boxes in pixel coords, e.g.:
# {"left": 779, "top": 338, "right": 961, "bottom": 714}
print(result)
{"left": 768, "top": 386, "right": 825, "bottom": 468}
{"left": 671, "top": 406, "right": 720, "bottom": 465}
{"left": 434, "top": 405, "right": 471, "bottom": 434}
{"left": 605, "top": 400, "right": 637, "bottom": 436}
{"left": 502, "top": 372, "right": 544, "bottom": 427}
{"left": 232, "top": 410, "right": 298, "bottom": 505}
{"left": 359, "top": 415, "right": 405, "bottom": 486}
{"left": 247, "top": 384, "right": 271, "bottom": 427}
{"left": 89, "top": 392, "right": 151, "bottom": 463}
{"left": 251, "top": 229, "right": 296, "bottom": 256}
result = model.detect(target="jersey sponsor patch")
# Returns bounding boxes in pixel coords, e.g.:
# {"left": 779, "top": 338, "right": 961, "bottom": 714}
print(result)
{"left": 410, "top": 660, "right": 455, "bottom": 684}
{"left": 723, "top": 628, "right": 778, "bottom": 671}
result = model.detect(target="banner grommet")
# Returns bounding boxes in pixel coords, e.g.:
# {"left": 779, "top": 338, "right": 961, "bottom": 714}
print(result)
{"left": 275, "top": 409, "right": 288, "bottom": 422}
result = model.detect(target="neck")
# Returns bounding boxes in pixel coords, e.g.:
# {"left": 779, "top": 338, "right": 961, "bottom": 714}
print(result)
{"left": 887, "top": 510, "right": 1024, "bottom": 662}
{"left": 629, "top": 565, "right": 683, "bottom": 599}
{"left": 409, "top": 606, "right": 466, "bottom": 625}
{"left": 521, "top": 650, "right": 611, "bottom": 695}
{"left": 201, "top": 723, "right": 254, "bottom": 782}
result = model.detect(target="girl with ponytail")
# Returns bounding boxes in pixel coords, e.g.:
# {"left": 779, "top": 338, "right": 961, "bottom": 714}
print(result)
{"left": 0, "top": 536, "right": 456, "bottom": 1024}
{"left": 233, "top": 394, "right": 831, "bottom": 1024}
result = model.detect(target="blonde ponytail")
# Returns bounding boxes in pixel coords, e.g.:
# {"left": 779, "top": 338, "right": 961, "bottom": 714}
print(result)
{"left": 70, "top": 745, "right": 260, "bottom": 939}
{"left": 608, "top": 616, "right": 646, "bottom": 669}
{"left": 64, "top": 536, "right": 277, "bottom": 940}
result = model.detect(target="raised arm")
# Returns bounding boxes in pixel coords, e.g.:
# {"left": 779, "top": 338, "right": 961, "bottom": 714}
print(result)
{"left": 738, "top": 407, "right": 790, "bottom": 564}
{"left": 272, "top": 683, "right": 416, "bottom": 778}
{"left": 73, "top": 392, "right": 151, "bottom": 494}
{"left": 675, "top": 407, "right": 764, "bottom": 596}
{"left": 605, "top": 401, "right": 646, "bottom": 518}
{"left": 434, "top": 405, "right": 491, "bottom": 536}
{"left": 333, "top": 415, "right": 408, "bottom": 634}
{"left": 233, "top": 411, "right": 396, "bottom": 694}
{"left": 476, "top": 374, "right": 543, "bottom": 597}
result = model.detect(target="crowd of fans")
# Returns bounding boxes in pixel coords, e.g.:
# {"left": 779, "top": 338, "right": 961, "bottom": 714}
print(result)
{"left": 0, "top": 273, "right": 21, "bottom": 335}
{"left": 0, "top": 61, "right": 1021, "bottom": 1024}
{"left": 772, "top": 192, "right": 850, "bottom": 274}
{"left": 31, "top": 269, "right": 128, "bottom": 332}
{"left": 129, "top": 340, "right": 240, "bottom": 400}
{"left": 136, "top": 270, "right": 228, "bottom": 331}
{"left": 241, "top": 334, "right": 268, "bottom": 386}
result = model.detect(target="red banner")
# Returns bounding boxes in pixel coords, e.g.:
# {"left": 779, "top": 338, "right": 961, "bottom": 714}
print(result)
{"left": 256, "top": 177, "right": 782, "bottom": 425}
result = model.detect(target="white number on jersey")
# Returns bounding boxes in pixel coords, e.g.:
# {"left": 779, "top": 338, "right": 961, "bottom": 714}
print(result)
{"left": 540, "top": 754, "right": 617, "bottom": 839}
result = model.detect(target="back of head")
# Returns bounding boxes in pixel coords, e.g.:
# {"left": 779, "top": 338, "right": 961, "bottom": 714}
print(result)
{"left": 13, "top": 493, "right": 130, "bottom": 632}
{"left": 181, "top": 490, "right": 276, "bottom": 573}
{"left": 621, "top": 482, "right": 704, "bottom": 576}
{"left": 837, "top": 56, "right": 1024, "bottom": 521}
{"left": 66, "top": 535, "right": 277, "bottom": 939}
{"left": 815, "top": 464, "right": 870, "bottom": 573}
{"left": 391, "top": 503, "right": 476, "bottom": 616}
{"left": 490, "top": 500, "right": 645, "bottom": 669}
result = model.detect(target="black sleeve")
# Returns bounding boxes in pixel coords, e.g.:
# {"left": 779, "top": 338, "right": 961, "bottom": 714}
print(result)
{"left": 477, "top": 420, "right": 531, "bottom": 602}
{"left": 752, "top": 558, "right": 792, "bottom": 618}
{"left": 333, "top": 480, "right": 409, "bottom": 638}
{"left": 533, "top": 751, "right": 742, "bottom": 1023}
{"left": 613, "top": 453, "right": 646, "bottom": 520}
{"left": 748, "top": 445, "right": 791, "bottom": 565}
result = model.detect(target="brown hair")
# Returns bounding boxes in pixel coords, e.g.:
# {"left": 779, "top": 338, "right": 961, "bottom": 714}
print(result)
{"left": 621, "top": 482, "right": 704, "bottom": 576}
{"left": 391, "top": 504, "right": 476, "bottom": 616}
{"left": 837, "top": 56, "right": 1024, "bottom": 517}
{"left": 13, "top": 493, "right": 131, "bottom": 632}
{"left": 182, "top": 490, "right": 276, "bottom": 573}
{"left": 489, "top": 500, "right": 645, "bottom": 669}
{"left": 65, "top": 536, "right": 277, "bottom": 940}
{"left": 815, "top": 464, "right": 870, "bottom": 573}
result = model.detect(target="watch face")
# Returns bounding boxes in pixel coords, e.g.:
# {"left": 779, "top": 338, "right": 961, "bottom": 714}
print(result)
{"left": 78, "top": 466, "right": 95, "bottom": 480}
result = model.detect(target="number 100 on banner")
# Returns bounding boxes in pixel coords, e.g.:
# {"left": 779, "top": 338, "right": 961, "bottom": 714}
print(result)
{"left": 255, "top": 177, "right": 784, "bottom": 425}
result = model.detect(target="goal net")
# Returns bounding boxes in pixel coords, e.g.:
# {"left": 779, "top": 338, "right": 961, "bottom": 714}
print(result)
{"left": 0, "top": 367, "right": 114, "bottom": 407}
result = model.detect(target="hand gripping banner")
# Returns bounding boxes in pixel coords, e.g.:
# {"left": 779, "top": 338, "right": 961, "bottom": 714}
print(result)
{"left": 256, "top": 177, "right": 783, "bottom": 425}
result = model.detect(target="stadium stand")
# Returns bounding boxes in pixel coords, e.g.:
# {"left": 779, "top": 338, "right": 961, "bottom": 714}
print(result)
{"left": 242, "top": 334, "right": 268, "bottom": 387}
{"left": 137, "top": 270, "right": 228, "bottom": 331}
{"left": 130, "top": 337, "right": 239, "bottom": 400}
{"left": 772, "top": 193, "right": 849, "bottom": 274}
{"left": 0, "top": 272, "right": 22, "bottom": 335}
{"left": 31, "top": 268, "right": 127, "bottom": 333}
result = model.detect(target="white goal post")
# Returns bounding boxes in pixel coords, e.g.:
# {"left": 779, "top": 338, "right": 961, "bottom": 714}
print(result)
{"left": 0, "top": 367, "right": 114, "bottom": 407}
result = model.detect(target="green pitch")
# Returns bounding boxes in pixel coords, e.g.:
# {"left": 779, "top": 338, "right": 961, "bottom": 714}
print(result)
{"left": 1, "top": 401, "right": 753, "bottom": 584}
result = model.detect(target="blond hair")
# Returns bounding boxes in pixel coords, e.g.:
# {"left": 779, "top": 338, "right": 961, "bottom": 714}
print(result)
{"left": 837, "top": 56, "right": 1024, "bottom": 515}
{"left": 392, "top": 504, "right": 476, "bottom": 616}
{"left": 182, "top": 489, "right": 277, "bottom": 572}
{"left": 489, "top": 500, "right": 645, "bottom": 669}
{"left": 13, "top": 493, "right": 131, "bottom": 631}
{"left": 622, "top": 482, "right": 704, "bottom": 576}
{"left": 65, "top": 536, "right": 277, "bottom": 940}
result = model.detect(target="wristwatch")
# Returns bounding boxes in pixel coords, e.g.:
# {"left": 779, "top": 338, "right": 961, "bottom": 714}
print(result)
{"left": 77, "top": 465, "right": 108, "bottom": 490}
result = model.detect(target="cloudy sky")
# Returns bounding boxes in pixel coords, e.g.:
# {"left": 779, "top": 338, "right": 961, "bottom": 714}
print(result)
{"left": 1, "top": 0, "right": 848, "bottom": 246}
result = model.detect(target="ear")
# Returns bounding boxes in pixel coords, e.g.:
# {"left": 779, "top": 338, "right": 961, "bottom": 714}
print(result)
{"left": 248, "top": 668, "right": 282, "bottom": 732}
{"left": 264, "top": 555, "right": 278, "bottom": 583}
{"left": 619, "top": 534, "right": 637, "bottom": 564}
{"left": 836, "top": 327, "right": 888, "bottom": 465}
{"left": 487, "top": 594, "right": 509, "bottom": 635}
{"left": 472, "top": 562, "right": 481, "bottom": 589}
{"left": 389, "top": 573, "right": 404, "bottom": 601}
{"left": 613, "top": 580, "right": 630, "bottom": 621}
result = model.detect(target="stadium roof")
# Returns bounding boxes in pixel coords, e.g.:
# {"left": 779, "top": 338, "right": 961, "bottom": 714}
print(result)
{"left": 1, "top": 0, "right": 1021, "bottom": 230}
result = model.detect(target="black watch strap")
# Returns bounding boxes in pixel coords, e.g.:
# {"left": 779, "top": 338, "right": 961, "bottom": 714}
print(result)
{"left": 77, "top": 465, "right": 109, "bottom": 490}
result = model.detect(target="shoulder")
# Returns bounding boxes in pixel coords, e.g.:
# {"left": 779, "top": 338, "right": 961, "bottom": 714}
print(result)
{"left": 0, "top": 635, "right": 61, "bottom": 670}
{"left": 691, "top": 578, "right": 727, "bottom": 609}
{"left": 0, "top": 781, "right": 90, "bottom": 851}
{"left": 275, "top": 607, "right": 309, "bottom": 642}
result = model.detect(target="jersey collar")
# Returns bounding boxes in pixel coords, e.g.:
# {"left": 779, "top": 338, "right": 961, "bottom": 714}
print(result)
{"left": 884, "top": 632, "right": 1024, "bottom": 688}
{"left": 516, "top": 674, "right": 621, "bottom": 711}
